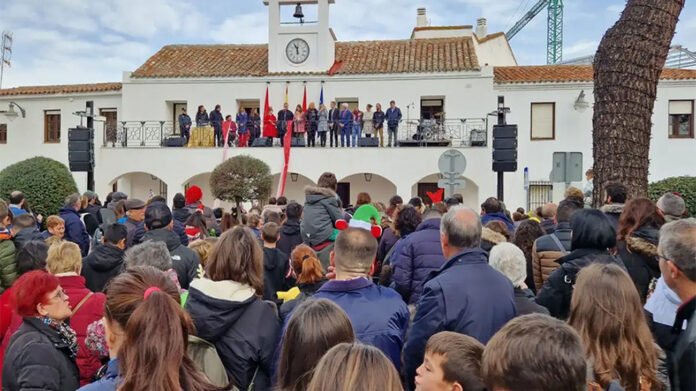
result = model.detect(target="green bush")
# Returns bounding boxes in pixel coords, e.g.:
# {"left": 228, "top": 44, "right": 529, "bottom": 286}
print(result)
{"left": 648, "top": 176, "right": 696, "bottom": 217}
{"left": 0, "top": 157, "right": 78, "bottom": 218}
{"left": 210, "top": 155, "right": 272, "bottom": 205}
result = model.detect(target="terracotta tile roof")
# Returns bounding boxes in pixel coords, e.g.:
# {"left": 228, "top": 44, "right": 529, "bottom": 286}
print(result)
{"left": 494, "top": 65, "right": 696, "bottom": 84}
{"left": 131, "top": 37, "right": 479, "bottom": 79}
{"left": 0, "top": 82, "right": 122, "bottom": 97}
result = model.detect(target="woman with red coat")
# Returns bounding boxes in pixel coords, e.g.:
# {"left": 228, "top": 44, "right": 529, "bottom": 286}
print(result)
{"left": 263, "top": 106, "right": 278, "bottom": 143}
{"left": 46, "top": 241, "right": 106, "bottom": 386}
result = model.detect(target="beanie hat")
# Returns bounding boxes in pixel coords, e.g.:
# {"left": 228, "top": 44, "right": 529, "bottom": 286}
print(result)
{"left": 186, "top": 186, "right": 203, "bottom": 205}
{"left": 488, "top": 242, "right": 527, "bottom": 287}
{"left": 336, "top": 205, "right": 382, "bottom": 238}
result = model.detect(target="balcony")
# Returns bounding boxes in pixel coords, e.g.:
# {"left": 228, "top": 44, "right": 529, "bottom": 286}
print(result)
{"left": 102, "top": 118, "right": 489, "bottom": 148}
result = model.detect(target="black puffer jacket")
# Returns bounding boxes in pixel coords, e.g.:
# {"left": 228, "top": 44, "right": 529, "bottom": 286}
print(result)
{"left": 536, "top": 248, "right": 625, "bottom": 319}
{"left": 2, "top": 317, "right": 80, "bottom": 391}
{"left": 185, "top": 278, "right": 280, "bottom": 391}
{"left": 277, "top": 219, "right": 303, "bottom": 257}
{"left": 616, "top": 226, "right": 660, "bottom": 303}
{"left": 262, "top": 247, "right": 290, "bottom": 304}
{"left": 141, "top": 228, "right": 200, "bottom": 289}
{"left": 81, "top": 243, "right": 125, "bottom": 293}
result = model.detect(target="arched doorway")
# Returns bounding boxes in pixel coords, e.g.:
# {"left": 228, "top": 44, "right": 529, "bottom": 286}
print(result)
{"left": 411, "top": 173, "right": 479, "bottom": 208}
{"left": 270, "top": 173, "right": 316, "bottom": 204}
{"left": 109, "top": 172, "right": 168, "bottom": 201}
{"left": 182, "top": 173, "right": 216, "bottom": 206}
{"left": 338, "top": 173, "right": 398, "bottom": 207}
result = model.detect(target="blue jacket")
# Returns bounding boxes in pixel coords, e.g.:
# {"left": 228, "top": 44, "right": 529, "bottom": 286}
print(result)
{"left": 373, "top": 110, "right": 385, "bottom": 128}
{"left": 403, "top": 248, "right": 516, "bottom": 390}
{"left": 209, "top": 110, "right": 223, "bottom": 127}
{"left": 314, "top": 278, "right": 409, "bottom": 371}
{"left": 481, "top": 212, "right": 515, "bottom": 233}
{"left": 78, "top": 359, "right": 119, "bottom": 390}
{"left": 60, "top": 207, "right": 90, "bottom": 256}
{"left": 236, "top": 112, "right": 249, "bottom": 134}
{"left": 339, "top": 109, "right": 353, "bottom": 128}
{"left": 385, "top": 107, "right": 402, "bottom": 127}
{"left": 178, "top": 113, "right": 192, "bottom": 128}
{"left": 390, "top": 218, "right": 445, "bottom": 305}
{"left": 9, "top": 205, "right": 26, "bottom": 217}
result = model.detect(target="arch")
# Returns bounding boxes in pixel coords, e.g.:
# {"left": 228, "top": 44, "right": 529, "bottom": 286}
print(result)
{"left": 109, "top": 171, "right": 168, "bottom": 201}
{"left": 338, "top": 173, "right": 398, "bottom": 206}
{"left": 270, "top": 172, "right": 316, "bottom": 203}
{"left": 411, "top": 173, "right": 479, "bottom": 208}
{"left": 181, "top": 172, "right": 217, "bottom": 207}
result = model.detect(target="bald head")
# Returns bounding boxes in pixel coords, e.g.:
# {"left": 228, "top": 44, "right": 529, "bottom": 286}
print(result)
{"left": 333, "top": 228, "right": 378, "bottom": 274}
{"left": 441, "top": 206, "right": 482, "bottom": 253}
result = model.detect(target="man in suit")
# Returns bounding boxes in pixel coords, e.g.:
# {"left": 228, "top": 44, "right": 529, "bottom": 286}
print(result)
{"left": 277, "top": 103, "right": 294, "bottom": 147}
{"left": 339, "top": 103, "right": 353, "bottom": 148}
{"left": 328, "top": 101, "right": 340, "bottom": 148}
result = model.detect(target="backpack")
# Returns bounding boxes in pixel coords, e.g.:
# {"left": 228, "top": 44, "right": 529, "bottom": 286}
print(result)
{"left": 187, "top": 335, "right": 233, "bottom": 389}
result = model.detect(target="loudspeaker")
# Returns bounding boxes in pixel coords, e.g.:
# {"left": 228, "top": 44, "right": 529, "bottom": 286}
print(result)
{"left": 68, "top": 128, "right": 93, "bottom": 141}
{"left": 493, "top": 162, "right": 518, "bottom": 172}
{"left": 252, "top": 137, "right": 273, "bottom": 147}
{"left": 163, "top": 137, "right": 187, "bottom": 147}
{"left": 291, "top": 137, "right": 306, "bottom": 147}
{"left": 493, "top": 150, "right": 517, "bottom": 161}
{"left": 358, "top": 137, "right": 379, "bottom": 147}
{"left": 69, "top": 162, "right": 93, "bottom": 172}
{"left": 68, "top": 140, "right": 91, "bottom": 152}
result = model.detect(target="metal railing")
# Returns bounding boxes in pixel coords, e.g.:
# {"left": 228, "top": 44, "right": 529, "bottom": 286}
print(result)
{"left": 103, "top": 118, "right": 488, "bottom": 148}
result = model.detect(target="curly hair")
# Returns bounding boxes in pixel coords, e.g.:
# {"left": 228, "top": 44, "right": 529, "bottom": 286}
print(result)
{"left": 393, "top": 206, "right": 423, "bottom": 238}
{"left": 511, "top": 220, "right": 546, "bottom": 289}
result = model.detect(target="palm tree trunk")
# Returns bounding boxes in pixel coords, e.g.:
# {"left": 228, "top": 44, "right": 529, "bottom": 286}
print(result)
{"left": 592, "top": 0, "right": 685, "bottom": 206}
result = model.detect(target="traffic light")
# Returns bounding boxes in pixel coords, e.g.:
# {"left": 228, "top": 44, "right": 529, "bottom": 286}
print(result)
{"left": 68, "top": 127, "right": 94, "bottom": 172}
{"left": 492, "top": 124, "right": 518, "bottom": 172}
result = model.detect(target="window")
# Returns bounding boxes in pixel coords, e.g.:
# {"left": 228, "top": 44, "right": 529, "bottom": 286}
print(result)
{"left": 100, "top": 108, "right": 118, "bottom": 145}
{"left": 530, "top": 102, "right": 555, "bottom": 140}
{"left": 44, "top": 110, "right": 61, "bottom": 143}
{"left": 528, "top": 181, "right": 554, "bottom": 211}
{"left": 336, "top": 98, "right": 359, "bottom": 111}
{"left": 420, "top": 98, "right": 445, "bottom": 120}
{"left": 669, "top": 100, "right": 694, "bottom": 138}
{"left": 0, "top": 124, "right": 6, "bottom": 144}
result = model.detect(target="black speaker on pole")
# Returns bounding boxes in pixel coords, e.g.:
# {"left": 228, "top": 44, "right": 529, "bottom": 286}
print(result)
{"left": 68, "top": 127, "right": 94, "bottom": 172}
{"left": 358, "top": 137, "right": 379, "bottom": 147}
{"left": 492, "top": 124, "right": 518, "bottom": 173}
{"left": 252, "top": 137, "right": 273, "bottom": 147}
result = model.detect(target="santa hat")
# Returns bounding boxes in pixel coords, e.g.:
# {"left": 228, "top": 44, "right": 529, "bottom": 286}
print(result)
{"left": 186, "top": 185, "right": 203, "bottom": 205}
{"left": 336, "top": 205, "right": 382, "bottom": 238}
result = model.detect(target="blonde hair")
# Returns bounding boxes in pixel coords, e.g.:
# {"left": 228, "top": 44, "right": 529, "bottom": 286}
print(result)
{"left": 47, "top": 240, "right": 82, "bottom": 274}
{"left": 45, "top": 236, "right": 63, "bottom": 248}
{"left": 46, "top": 215, "right": 65, "bottom": 229}
{"left": 188, "top": 238, "right": 218, "bottom": 267}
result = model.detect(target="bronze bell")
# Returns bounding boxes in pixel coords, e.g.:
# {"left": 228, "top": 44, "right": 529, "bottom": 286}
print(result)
{"left": 293, "top": 3, "right": 304, "bottom": 19}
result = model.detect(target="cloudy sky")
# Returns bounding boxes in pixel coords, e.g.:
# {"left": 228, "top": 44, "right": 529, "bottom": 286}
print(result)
{"left": 0, "top": 0, "right": 694, "bottom": 88}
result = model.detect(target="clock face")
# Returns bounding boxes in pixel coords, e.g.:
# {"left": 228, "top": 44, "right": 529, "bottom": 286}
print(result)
{"left": 286, "top": 38, "right": 310, "bottom": 64}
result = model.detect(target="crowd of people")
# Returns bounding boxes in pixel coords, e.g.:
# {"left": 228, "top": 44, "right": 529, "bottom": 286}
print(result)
{"left": 178, "top": 100, "right": 403, "bottom": 148}
{"left": 1, "top": 175, "right": 696, "bottom": 390}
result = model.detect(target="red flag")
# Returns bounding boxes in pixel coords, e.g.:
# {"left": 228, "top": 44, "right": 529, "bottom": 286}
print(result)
{"left": 302, "top": 84, "right": 307, "bottom": 112}
{"left": 277, "top": 130, "right": 293, "bottom": 197}
{"left": 263, "top": 85, "right": 269, "bottom": 122}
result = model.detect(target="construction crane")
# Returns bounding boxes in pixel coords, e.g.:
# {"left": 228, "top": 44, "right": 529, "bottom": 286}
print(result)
{"left": 506, "top": 0, "right": 564, "bottom": 64}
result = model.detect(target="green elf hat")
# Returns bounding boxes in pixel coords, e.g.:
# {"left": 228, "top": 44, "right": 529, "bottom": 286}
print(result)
{"left": 335, "top": 204, "right": 383, "bottom": 238}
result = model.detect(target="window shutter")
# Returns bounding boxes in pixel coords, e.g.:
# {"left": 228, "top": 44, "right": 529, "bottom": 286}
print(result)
{"left": 669, "top": 101, "right": 693, "bottom": 115}
{"left": 531, "top": 103, "right": 555, "bottom": 139}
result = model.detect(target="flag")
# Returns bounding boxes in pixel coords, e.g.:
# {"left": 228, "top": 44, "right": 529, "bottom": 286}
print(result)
{"left": 263, "top": 85, "right": 269, "bottom": 123}
{"left": 302, "top": 84, "right": 307, "bottom": 112}
{"left": 284, "top": 83, "right": 288, "bottom": 105}
{"left": 319, "top": 85, "right": 324, "bottom": 105}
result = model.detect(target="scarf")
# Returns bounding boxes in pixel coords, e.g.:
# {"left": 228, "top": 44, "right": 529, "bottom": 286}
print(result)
{"left": 40, "top": 316, "right": 78, "bottom": 359}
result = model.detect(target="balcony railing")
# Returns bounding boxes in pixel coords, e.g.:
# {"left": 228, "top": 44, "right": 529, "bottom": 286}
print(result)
{"left": 103, "top": 118, "right": 488, "bottom": 148}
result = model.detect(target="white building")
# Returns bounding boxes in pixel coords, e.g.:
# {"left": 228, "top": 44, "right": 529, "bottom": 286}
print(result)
{"left": 1, "top": 0, "right": 695, "bottom": 211}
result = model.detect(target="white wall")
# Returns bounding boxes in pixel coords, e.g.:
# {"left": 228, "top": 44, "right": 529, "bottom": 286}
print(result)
{"left": 339, "top": 173, "right": 397, "bottom": 206}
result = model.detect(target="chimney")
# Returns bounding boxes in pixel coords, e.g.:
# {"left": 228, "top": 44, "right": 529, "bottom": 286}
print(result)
{"left": 416, "top": 8, "right": 428, "bottom": 28}
{"left": 476, "top": 17, "right": 488, "bottom": 37}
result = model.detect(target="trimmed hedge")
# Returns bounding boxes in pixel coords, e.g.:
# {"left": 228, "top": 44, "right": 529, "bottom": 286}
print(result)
{"left": 648, "top": 176, "right": 696, "bottom": 217}
{"left": 210, "top": 155, "right": 272, "bottom": 204}
{"left": 0, "top": 157, "right": 78, "bottom": 218}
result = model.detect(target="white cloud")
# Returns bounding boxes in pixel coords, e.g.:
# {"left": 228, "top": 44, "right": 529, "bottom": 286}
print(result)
{"left": 564, "top": 40, "right": 599, "bottom": 58}
{"left": 212, "top": 12, "right": 269, "bottom": 44}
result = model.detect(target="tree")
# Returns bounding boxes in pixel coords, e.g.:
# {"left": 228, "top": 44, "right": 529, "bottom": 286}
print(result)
{"left": 210, "top": 155, "right": 272, "bottom": 209}
{"left": 592, "top": 0, "right": 686, "bottom": 206}
{"left": 0, "top": 157, "right": 78, "bottom": 218}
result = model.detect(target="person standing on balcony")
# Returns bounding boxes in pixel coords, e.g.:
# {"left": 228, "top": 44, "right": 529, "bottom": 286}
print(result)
{"left": 363, "top": 104, "right": 374, "bottom": 139}
{"left": 264, "top": 107, "right": 278, "bottom": 143}
{"left": 250, "top": 108, "right": 261, "bottom": 146}
{"left": 339, "top": 103, "right": 353, "bottom": 148}
{"left": 294, "top": 104, "right": 306, "bottom": 142}
{"left": 236, "top": 106, "right": 249, "bottom": 148}
{"left": 222, "top": 115, "right": 236, "bottom": 147}
{"left": 328, "top": 101, "right": 340, "bottom": 148}
{"left": 178, "top": 107, "right": 192, "bottom": 143}
{"left": 195, "top": 105, "right": 208, "bottom": 127}
{"left": 318, "top": 103, "right": 329, "bottom": 147}
{"left": 351, "top": 107, "right": 363, "bottom": 148}
{"left": 385, "top": 100, "right": 402, "bottom": 147}
{"left": 277, "top": 103, "right": 294, "bottom": 147}
{"left": 209, "top": 104, "right": 224, "bottom": 147}
{"left": 306, "top": 102, "right": 319, "bottom": 148}
{"left": 373, "top": 103, "right": 385, "bottom": 147}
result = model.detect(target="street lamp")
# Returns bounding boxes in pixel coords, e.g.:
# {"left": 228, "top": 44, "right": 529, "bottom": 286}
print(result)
{"left": 364, "top": 173, "right": 373, "bottom": 182}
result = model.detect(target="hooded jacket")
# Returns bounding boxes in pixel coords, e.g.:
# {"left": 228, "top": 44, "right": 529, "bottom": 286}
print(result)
{"left": 536, "top": 248, "right": 625, "bottom": 319}
{"left": 141, "top": 228, "right": 200, "bottom": 289}
{"left": 480, "top": 226, "right": 507, "bottom": 253}
{"left": 60, "top": 207, "right": 90, "bottom": 256}
{"left": 2, "top": 317, "right": 80, "bottom": 391}
{"left": 173, "top": 207, "right": 192, "bottom": 225}
{"left": 481, "top": 212, "right": 515, "bottom": 233}
{"left": 185, "top": 278, "right": 280, "bottom": 391}
{"left": 81, "top": 244, "right": 125, "bottom": 293}
{"left": 0, "top": 233, "right": 16, "bottom": 294}
{"left": 532, "top": 222, "right": 572, "bottom": 289}
{"left": 601, "top": 203, "right": 625, "bottom": 230}
{"left": 301, "top": 186, "right": 343, "bottom": 247}
{"left": 390, "top": 218, "right": 445, "bottom": 305}
{"left": 403, "top": 248, "right": 516, "bottom": 391}
{"left": 12, "top": 228, "right": 43, "bottom": 250}
{"left": 262, "top": 247, "right": 290, "bottom": 303}
{"left": 616, "top": 225, "right": 660, "bottom": 302}
{"left": 277, "top": 219, "right": 302, "bottom": 257}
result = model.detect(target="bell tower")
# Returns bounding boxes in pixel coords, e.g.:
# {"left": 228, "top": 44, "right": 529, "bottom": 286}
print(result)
{"left": 264, "top": 0, "right": 336, "bottom": 73}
